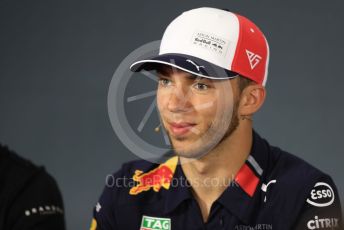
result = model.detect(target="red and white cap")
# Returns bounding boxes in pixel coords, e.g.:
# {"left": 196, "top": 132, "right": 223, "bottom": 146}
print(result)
{"left": 130, "top": 7, "right": 270, "bottom": 86}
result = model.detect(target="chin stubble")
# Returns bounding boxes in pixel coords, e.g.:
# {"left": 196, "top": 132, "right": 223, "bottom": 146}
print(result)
{"left": 166, "top": 101, "right": 240, "bottom": 159}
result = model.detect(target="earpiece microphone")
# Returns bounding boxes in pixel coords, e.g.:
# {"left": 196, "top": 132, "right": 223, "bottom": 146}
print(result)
{"left": 155, "top": 124, "right": 161, "bottom": 132}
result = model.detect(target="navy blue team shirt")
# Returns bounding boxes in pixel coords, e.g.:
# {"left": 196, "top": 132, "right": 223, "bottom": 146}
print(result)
{"left": 91, "top": 131, "right": 343, "bottom": 230}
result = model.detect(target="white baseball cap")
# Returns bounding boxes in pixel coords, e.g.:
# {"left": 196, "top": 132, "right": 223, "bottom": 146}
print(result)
{"left": 130, "top": 7, "right": 270, "bottom": 86}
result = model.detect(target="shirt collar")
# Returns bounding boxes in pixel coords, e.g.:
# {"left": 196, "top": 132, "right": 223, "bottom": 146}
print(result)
{"left": 216, "top": 130, "right": 269, "bottom": 224}
{"left": 162, "top": 130, "right": 269, "bottom": 223}
{"left": 162, "top": 159, "right": 193, "bottom": 215}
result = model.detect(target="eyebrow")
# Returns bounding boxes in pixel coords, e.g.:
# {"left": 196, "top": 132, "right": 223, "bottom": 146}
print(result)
{"left": 186, "top": 75, "right": 198, "bottom": 80}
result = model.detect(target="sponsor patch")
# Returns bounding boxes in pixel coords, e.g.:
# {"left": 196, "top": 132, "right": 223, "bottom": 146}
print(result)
{"left": 129, "top": 156, "right": 178, "bottom": 195}
{"left": 24, "top": 205, "right": 63, "bottom": 217}
{"left": 307, "top": 182, "right": 335, "bottom": 207}
{"left": 307, "top": 216, "right": 339, "bottom": 229}
{"left": 261, "top": 179, "right": 277, "bottom": 202}
{"left": 140, "top": 215, "right": 171, "bottom": 230}
{"left": 191, "top": 30, "right": 230, "bottom": 57}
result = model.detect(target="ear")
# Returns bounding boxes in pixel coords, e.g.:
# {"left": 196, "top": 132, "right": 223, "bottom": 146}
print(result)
{"left": 238, "top": 84, "right": 266, "bottom": 116}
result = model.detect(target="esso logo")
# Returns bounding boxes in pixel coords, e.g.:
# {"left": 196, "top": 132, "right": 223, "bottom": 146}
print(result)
{"left": 311, "top": 188, "right": 332, "bottom": 200}
{"left": 306, "top": 182, "right": 335, "bottom": 207}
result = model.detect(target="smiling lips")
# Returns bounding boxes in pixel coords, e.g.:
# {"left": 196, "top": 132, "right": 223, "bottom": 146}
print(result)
{"left": 169, "top": 122, "right": 196, "bottom": 136}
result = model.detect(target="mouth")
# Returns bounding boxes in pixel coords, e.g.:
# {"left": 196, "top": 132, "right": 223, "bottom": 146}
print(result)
{"left": 168, "top": 122, "right": 197, "bottom": 136}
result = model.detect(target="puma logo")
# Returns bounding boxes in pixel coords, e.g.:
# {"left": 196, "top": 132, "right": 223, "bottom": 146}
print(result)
{"left": 186, "top": 59, "right": 205, "bottom": 71}
{"left": 261, "top": 179, "right": 277, "bottom": 202}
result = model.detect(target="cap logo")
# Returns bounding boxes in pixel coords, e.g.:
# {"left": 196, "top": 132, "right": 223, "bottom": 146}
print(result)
{"left": 246, "top": 49, "right": 262, "bottom": 69}
{"left": 191, "top": 30, "right": 230, "bottom": 57}
{"left": 186, "top": 59, "right": 205, "bottom": 71}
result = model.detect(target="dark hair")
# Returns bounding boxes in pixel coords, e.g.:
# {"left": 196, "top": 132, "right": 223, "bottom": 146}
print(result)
{"left": 237, "top": 75, "right": 254, "bottom": 93}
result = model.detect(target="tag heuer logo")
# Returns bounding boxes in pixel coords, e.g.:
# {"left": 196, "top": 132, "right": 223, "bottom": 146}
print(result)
{"left": 140, "top": 215, "right": 171, "bottom": 230}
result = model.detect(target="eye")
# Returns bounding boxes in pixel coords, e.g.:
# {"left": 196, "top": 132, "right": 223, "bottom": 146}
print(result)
{"left": 193, "top": 82, "right": 209, "bottom": 91}
{"left": 158, "top": 78, "right": 172, "bottom": 87}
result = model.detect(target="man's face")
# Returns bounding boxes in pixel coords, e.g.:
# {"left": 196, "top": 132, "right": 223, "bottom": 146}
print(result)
{"left": 156, "top": 66, "right": 240, "bottom": 159}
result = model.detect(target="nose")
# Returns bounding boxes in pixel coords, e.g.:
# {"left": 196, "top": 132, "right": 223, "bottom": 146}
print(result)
{"left": 167, "top": 85, "right": 192, "bottom": 113}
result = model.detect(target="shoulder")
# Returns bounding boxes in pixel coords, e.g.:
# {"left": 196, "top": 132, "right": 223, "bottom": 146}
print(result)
{"left": 96, "top": 158, "right": 158, "bottom": 201}
{"left": 96, "top": 156, "right": 175, "bottom": 204}
{"left": 0, "top": 144, "right": 65, "bottom": 229}
{"left": 0, "top": 144, "right": 48, "bottom": 192}
{"left": 267, "top": 146, "right": 333, "bottom": 194}
{"left": 262, "top": 144, "right": 342, "bottom": 226}
{"left": 268, "top": 146, "right": 326, "bottom": 187}
{"left": 92, "top": 155, "right": 178, "bottom": 229}
{"left": 0, "top": 143, "right": 63, "bottom": 194}
{"left": 254, "top": 133, "right": 334, "bottom": 206}
{"left": 0, "top": 144, "right": 60, "bottom": 193}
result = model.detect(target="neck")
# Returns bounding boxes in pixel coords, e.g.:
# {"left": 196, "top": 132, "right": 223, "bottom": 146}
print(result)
{"left": 180, "top": 120, "right": 253, "bottom": 179}
{"left": 179, "top": 120, "right": 253, "bottom": 222}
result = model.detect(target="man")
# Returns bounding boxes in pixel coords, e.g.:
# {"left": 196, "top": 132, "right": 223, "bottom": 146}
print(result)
{"left": 91, "top": 7, "right": 343, "bottom": 229}
{"left": 0, "top": 143, "right": 66, "bottom": 230}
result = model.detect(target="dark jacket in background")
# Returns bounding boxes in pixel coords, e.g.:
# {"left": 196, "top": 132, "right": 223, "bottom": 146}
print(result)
{"left": 0, "top": 144, "right": 65, "bottom": 230}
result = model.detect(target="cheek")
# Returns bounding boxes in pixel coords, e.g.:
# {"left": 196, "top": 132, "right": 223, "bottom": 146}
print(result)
{"left": 193, "top": 97, "right": 218, "bottom": 123}
{"left": 156, "top": 90, "right": 167, "bottom": 113}
{"left": 156, "top": 98, "right": 163, "bottom": 115}
{"left": 194, "top": 95, "right": 233, "bottom": 125}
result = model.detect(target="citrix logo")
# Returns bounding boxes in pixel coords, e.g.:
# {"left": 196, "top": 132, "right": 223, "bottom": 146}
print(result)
{"left": 307, "top": 216, "right": 339, "bottom": 229}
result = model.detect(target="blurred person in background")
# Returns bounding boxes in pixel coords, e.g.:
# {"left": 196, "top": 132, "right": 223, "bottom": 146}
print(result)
{"left": 0, "top": 143, "right": 66, "bottom": 230}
